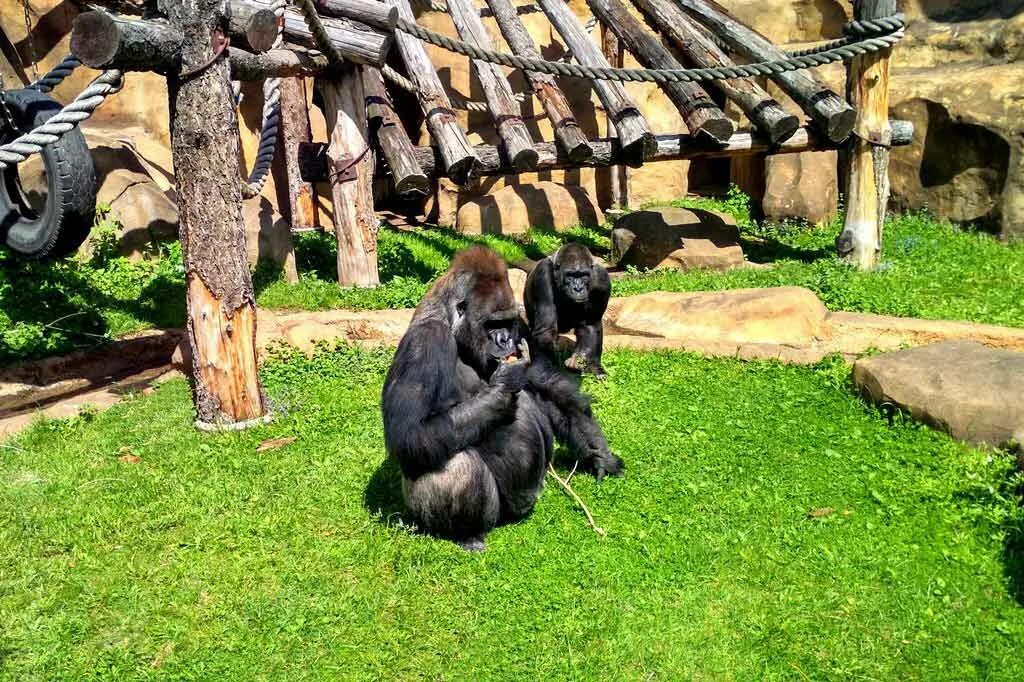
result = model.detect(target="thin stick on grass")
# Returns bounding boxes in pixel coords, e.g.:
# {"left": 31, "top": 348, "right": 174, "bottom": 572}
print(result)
{"left": 547, "top": 462, "right": 605, "bottom": 536}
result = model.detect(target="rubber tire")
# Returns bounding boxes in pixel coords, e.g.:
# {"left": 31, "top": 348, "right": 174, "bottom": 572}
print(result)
{"left": 0, "top": 88, "right": 96, "bottom": 260}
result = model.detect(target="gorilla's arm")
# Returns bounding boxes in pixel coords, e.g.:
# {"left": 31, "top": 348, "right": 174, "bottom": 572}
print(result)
{"left": 572, "top": 265, "right": 610, "bottom": 371}
{"left": 523, "top": 258, "right": 560, "bottom": 360}
{"left": 382, "top": 320, "right": 520, "bottom": 480}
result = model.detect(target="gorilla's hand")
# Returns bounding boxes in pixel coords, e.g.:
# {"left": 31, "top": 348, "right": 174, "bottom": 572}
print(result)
{"left": 490, "top": 357, "right": 530, "bottom": 394}
{"left": 584, "top": 448, "right": 624, "bottom": 482}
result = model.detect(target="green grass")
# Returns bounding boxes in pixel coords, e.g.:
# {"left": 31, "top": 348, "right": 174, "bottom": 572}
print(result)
{"left": 2, "top": 346, "right": 1022, "bottom": 679}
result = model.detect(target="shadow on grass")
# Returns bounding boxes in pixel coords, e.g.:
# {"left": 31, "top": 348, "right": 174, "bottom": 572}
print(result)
{"left": 739, "top": 235, "right": 833, "bottom": 264}
{"left": 364, "top": 456, "right": 408, "bottom": 524}
{"left": 1003, "top": 456, "right": 1024, "bottom": 606}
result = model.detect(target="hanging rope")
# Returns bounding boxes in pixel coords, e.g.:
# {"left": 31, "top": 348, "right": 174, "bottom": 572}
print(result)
{"left": 240, "top": 0, "right": 287, "bottom": 199}
{"left": 0, "top": 69, "right": 124, "bottom": 170}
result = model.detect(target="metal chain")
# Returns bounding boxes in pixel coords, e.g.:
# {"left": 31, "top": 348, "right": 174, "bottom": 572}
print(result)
{"left": 391, "top": 13, "right": 905, "bottom": 83}
{"left": 241, "top": 0, "right": 287, "bottom": 199}
{"left": 0, "top": 70, "right": 124, "bottom": 170}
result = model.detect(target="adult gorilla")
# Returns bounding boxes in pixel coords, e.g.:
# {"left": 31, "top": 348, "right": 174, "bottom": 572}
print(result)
{"left": 382, "top": 246, "right": 623, "bottom": 551}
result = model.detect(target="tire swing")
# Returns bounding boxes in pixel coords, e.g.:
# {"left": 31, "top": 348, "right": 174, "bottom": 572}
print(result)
{"left": 0, "top": 87, "right": 97, "bottom": 260}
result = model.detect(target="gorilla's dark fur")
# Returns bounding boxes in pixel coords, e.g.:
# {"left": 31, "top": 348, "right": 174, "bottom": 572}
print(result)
{"left": 381, "top": 246, "right": 622, "bottom": 551}
{"left": 525, "top": 242, "right": 610, "bottom": 378}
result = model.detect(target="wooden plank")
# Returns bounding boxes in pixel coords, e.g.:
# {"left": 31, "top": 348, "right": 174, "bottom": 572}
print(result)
{"left": 446, "top": 0, "right": 538, "bottom": 170}
{"left": 837, "top": 0, "right": 896, "bottom": 268}
{"left": 318, "top": 69, "right": 381, "bottom": 286}
{"left": 485, "top": 0, "right": 592, "bottom": 162}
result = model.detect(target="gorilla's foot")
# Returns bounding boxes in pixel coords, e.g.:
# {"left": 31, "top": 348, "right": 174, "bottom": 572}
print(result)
{"left": 564, "top": 353, "right": 588, "bottom": 373}
{"left": 587, "top": 363, "right": 607, "bottom": 381}
{"left": 456, "top": 536, "right": 487, "bottom": 552}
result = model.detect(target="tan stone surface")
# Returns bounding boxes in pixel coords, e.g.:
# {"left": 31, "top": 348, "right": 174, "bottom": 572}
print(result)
{"left": 763, "top": 151, "right": 838, "bottom": 225}
{"left": 612, "top": 207, "right": 743, "bottom": 271}
{"left": 456, "top": 181, "right": 604, "bottom": 234}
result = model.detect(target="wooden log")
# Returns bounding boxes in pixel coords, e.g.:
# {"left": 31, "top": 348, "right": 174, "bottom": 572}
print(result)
{"left": 671, "top": 0, "right": 856, "bottom": 143}
{"left": 301, "top": 120, "right": 912, "bottom": 180}
{"left": 244, "top": 8, "right": 281, "bottom": 52}
{"left": 628, "top": 0, "right": 799, "bottom": 144}
{"left": 273, "top": 76, "right": 321, "bottom": 242}
{"left": 445, "top": 0, "right": 537, "bottom": 170}
{"left": 388, "top": 0, "right": 478, "bottom": 183}
{"left": 837, "top": 0, "right": 896, "bottom": 269}
{"left": 70, "top": 11, "right": 183, "bottom": 72}
{"left": 318, "top": 70, "right": 381, "bottom": 286}
{"left": 164, "top": 0, "right": 268, "bottom": 428}
{"left": 538, "top": 0, "right": 655, "bottom": 163}
{"left": 362, "top": 66, "right": 429, "bottom": 195}
{"left": 730, "top": 154, "right": 766, "bottom": 220}
{"left": 601, "top": 25, "right": 628, "bottom": 209}
{"left": 230, "top": 0, "right": 390, "bottom": 66}
{"left": 229, "top": 47, "right": 333, "bottom": 80}
{"left": 316, "top": 0, "right": 399, "bottom": 30}
{"left": 587, "top": 0, "right": 734, "bottom": 144}
{"left": 485, "top": 0, "right": 592, "bottom": 163}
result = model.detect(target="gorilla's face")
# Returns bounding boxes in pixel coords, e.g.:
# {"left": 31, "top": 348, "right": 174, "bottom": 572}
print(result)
{"left": 453, "top": 276, "right": 521, "bottom": 374}
{"left": 556, "top": 246, "right": 594, "bottom": 304}
{"left": 560, "top": 265, "right": 591, "bottom": 303}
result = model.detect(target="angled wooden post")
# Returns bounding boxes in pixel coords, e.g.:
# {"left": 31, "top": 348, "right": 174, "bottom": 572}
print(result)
{"left": 318, "top": 67, "right": 381, "bottom": 287}
{"left": 601, "top": 25, "right": 628, "bottom": 211}
{"left": 270, "top": 76, "right": 316, "bottom": 283}
{"left": 837, "top": 0, "right": 897, "bottom": 269}
{"left": 165, "top": 0, "right": 269, "bottom": 429}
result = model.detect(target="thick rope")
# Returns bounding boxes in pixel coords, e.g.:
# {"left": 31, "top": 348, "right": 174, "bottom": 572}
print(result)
{"left": 0, "top": 69, "right": 124, "bottom": 170}
{"left": 392, "top": 14, "right": 904, "bottom": 83}
{"left": 241, "top": 0, "right": 287, "bottom": 199}
{"left": 27, "top": 55, "right": 82, "bottom": 93}
{"left": 297, "top": 0, "right": 346, "bottom": 66}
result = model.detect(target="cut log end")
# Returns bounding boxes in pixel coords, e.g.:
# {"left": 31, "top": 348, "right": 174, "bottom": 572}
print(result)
{"left": 565, "top": 139, "right": 595, "bottom": 164}
{"left": 622, "top": 132, "right": 658, "bottom": 165}
{"left": 510, "top": 148, "right": 540, "bottom": 172}
{"left": 70, "top": 11, "right": 118, "bottom": 67}
{"left": 765, "top": 110, "right": 802, "bottom": 145}
{"left": 446, "top": 157, "right": 478, "bottom": 185}
{"left": 693, "top": 115, "right": 737, "bottom": 146}
{"left": 394, "top": 174, "right": 430, "bottom": 196}
{"left": 246, "top": 8, "right": 281, "bottom": 52}
{"left": 827, "top": 107, "right": 858, "bottom": 144}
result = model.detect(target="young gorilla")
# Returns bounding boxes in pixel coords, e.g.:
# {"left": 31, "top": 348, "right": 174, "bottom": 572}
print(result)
{"left": 525, "top": 242, "right": 610, "bottom": 379}
{"left": 382, "top": 246, "right": 623, "bottom": 551}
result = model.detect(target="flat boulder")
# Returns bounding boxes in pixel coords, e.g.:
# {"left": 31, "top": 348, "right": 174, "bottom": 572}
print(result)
{"left": 611, "top": 207, "right": 744, "bottom": 272}
{"left": 853, "top": 341, "right": 1024, "bottom": 451}
{"left": 607, "top": 287, "right": 830, "bottom": 345}
{"left": 456, "top": 182, "right": 603, "bottom": 235}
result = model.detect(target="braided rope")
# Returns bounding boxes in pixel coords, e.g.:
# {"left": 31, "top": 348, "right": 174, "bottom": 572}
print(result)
{"left": 27, "top": 55, "right": 83, "bottom": 93}
{"left": 241, "top": 0, "right": 287, "bottom": 199}
{"left": 297, "top": 0, "right": 346, "bottom": 65}
{"left": 0, "top": 70, "right": 124, "bottom": 170}
{"left": 392, "top": 14, "right": 904, "bottom": 83}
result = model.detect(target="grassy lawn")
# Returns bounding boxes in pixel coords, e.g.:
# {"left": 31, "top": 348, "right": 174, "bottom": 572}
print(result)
{"left": 1, "top": 346, "right": 1022, "bottom": 679}
{"left": 2, "top": 195, "right": 1022, "bottom": 366}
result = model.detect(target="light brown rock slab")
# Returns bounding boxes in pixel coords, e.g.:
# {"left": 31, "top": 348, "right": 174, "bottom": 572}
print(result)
{"left": 853, "top": 341, "right": 1024, "bottom": 450}
{"left": 611, "top": 207, "right": 744, "bottom": 272}
{"left": 455, "top": 182, "right": 604, "bottom": 235}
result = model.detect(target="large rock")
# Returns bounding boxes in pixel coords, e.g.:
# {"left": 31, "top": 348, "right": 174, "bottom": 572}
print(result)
{"left": 763, "top": 151, "right": 839, "bottom": 225}
{"left": 607, "top": 287, "right": 830, "bottom": 345}
{"left": 456, "top": 182, "right": 603, "bottom": 235}
{"left": 611, "top": 207, "right": 744, "bottom": 271}
{"left": 853, "top": 341, "right": 1024, "bottom": 451}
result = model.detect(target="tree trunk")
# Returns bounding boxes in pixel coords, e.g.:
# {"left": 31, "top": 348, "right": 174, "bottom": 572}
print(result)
{"left": 165, "top": 0, "right": 268, "bottom": 429}
{"left": 270, "top": 76, "right": 316, "bottom": 283}
{"left": 318, "top": 69, "right": 381, "bottom": 287}
{"left": 837, "top": 0, "right": 896, "bottom": 269}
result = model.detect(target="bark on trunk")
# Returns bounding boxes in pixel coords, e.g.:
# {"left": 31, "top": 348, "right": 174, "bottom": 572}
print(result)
{"left": 71, "top": 11, "right": 183, "bottom": 72}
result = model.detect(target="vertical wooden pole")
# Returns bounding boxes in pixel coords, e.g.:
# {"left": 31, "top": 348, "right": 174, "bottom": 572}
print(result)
{"left": 601, "top": 25, "right": 628, "bottom": 211}
{"left": 273, "top": 75, "right": 319, "bottom": 240}
{"left": 165, "top": 0, "right": 268, "bottom": 429}
{"left": 837, "top": 0, "right": 896, "bottom": 269}
{"left": 317, "top": 66, "right": 380, "bottom": 287}
{"left": 730, "top": 155, "right": 766, "bottom": 222}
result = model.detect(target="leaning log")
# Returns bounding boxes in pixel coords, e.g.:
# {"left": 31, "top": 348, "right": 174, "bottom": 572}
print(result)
{"left": 229, "top": 47, "right": 334, "bottom": 80}
{"left": 446, "top": 0, "right": 537, "bottom": 170}
{"left": 273, "top": 76, "right": 321, "bottom": 239}
{"left": 230, "top": 0, "right": 390, "bottom": 66}
{"left": 363, "top": 65, "right": 430, "bottom": 195}
{"left": 837, "top": 0, "right": 896, "bottom": 269}
{"left": 601, "top": 25, "right": 628, "bottom": 209}
{"left": 538, "top": 0, "right": 656, "bottom": 163}
{"left": 485, "top": 0, "right": 592, "bottom": 163}
{"left": 388, "top": 0, "right": 478, "bottom": 182}
{"left": 165, "top": 0, "right": 268, "bottom": 429}
{"left": 301, "top": 121, "right": 912, "bottom": 180}
{"left": 628, "top": 0, "right": 799, "bottom": 144}
{"left": 587, "top": 0, "right": 734, "bottom": 144}
{"left": 71, "top": 11, "right": 183, "bottom": 72}
{"left": 315, "top": 0, "right": 399, "bottom": 30}
{"left": 672, "top": 0, "right": 856, "bottom": 142}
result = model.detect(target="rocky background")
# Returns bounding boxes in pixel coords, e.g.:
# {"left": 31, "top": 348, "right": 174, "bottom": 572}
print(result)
{"left": 0, "top": 0, "right": 1021, "bottom": 263}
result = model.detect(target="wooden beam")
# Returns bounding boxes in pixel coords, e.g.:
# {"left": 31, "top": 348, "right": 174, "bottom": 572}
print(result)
{"left": 837, "top": 0, "right": 896, "bottom": 268}
{"left": 601, "top": 25, "right": 628, "bottom": 210}
{"left": 300, "top": 120, "right": 912, "bottom": 180}
{"left": 587, "top": 0, "right": 734, "bottom": 144}
{"left": 229, "top": 47, "right": 334, "bottom": 80}
{"left": 538, "top": 0, "right": 656, "bottom": 163}
{"left": 273, "top": 76, "right": 321, "bottom": 241}
{"left": 628, "top": 0, "right": 799, "bottom": 144}
{"left": 362, "top": 66, "right": 430, "bottom": 195}
{"left": 315, "top": 0, "right": 399, "bottom": 30}
{"left": 164, "top": 0, "right": 268, "bottom": 429}
{"left": 318, "top": 69, "right": 381, "bottom": 286}
{"left": 70, "top": 11, "right": 183, "bottom": 72}
{"left": 671, "top": 0, "right": 856, "bottom": 143}
{"left": 446, "top": 0, "right": 537, "bottom": 170}
{"left": 230, "top": 0, "right": 391, "bottom": 66}
{"left": 485, "top": 0, "right": 593, "bottom": 163}
{"left": 388, "top": 0, "right": 478, "bottom": 183}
